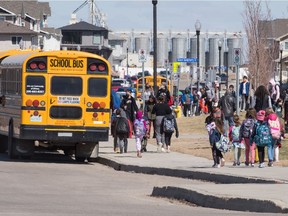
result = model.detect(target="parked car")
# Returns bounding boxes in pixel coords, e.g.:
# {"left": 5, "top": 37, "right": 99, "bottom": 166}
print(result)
{"left": 159, "top": 70, "right": 171, "bottom": 79}
{"left": 112, "top": 78, "right": 131, "bottom": 88}
{"left": 137, "top": 71, "right": 151, "bottom": 78}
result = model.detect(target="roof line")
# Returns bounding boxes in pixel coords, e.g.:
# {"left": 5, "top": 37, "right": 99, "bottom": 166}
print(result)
{"left": 0, "top": 6, "right": 16, "bottom": 16}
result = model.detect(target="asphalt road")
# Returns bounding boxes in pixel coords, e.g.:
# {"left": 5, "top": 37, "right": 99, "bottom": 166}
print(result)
{"left": 0, "top": 152, "right": 283, "bottom": 216}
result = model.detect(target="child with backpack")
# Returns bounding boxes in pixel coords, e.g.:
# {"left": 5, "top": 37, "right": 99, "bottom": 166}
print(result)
{"left": 240, "top": 108, "right": 257, "bottom": 167}
{"left": 209, "top": 118, "right": 226, "bottom": 168}
{"left": 112, "top": 109, "right": 130, "bottom": 154}
{"left": 229, "top": 115, "right": 245, "bottom": 166}
{"left": 133, "top": 111, "right": 147, "bottom": 158}
{"left": 160, "top": 108, "right": 179, "bottom": 153}
{"left": 251, "top": 110, "right": 273, "bottom": 168}
{"left": 267, "top": 112, "right": 281, "bottom": 167}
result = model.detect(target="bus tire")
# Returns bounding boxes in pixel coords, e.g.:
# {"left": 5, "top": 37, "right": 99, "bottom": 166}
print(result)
{"left": 75, "top": 142, "right": 95, "bottom": 162}
{"left": 8, "top": 119, "right": 17, "bottom": 159}
{"left": 88, "top": 142, "right": 99, "bottom": 162}
{"left": 0, "top": 134, "right": 8, "bottom": 153}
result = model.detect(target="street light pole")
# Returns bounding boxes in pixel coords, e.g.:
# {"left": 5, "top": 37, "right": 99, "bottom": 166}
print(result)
{"left": 195, "top": 20, "right": 201, "bottom": 91}
{"left": 280, "top": 43, "right": 283, "bottom": 85}
{"left": 218, "top": 39, "right": 222, "bottom": 95}
{"left": 126, "top": 47, "right": 129, "bottom": 77}
{"left": 152, "top": 0, "right": 158, "bottom": 94}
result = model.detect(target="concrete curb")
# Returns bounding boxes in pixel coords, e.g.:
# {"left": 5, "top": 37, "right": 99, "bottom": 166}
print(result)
{"left": 151, "top": 186, "right": 288, "bottom": 213}
{"left": 96, "top": 157, "right": 279, "bottom": 184}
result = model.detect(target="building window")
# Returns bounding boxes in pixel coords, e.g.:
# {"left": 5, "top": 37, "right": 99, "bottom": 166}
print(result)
{"left": 93, "top": 33, "right": 101, "bottom": 45}
{"left": 11, "top": 36, "right": 23, "bottom": 45}
{"left": 285, "top": 42, "right": 288, "bottom": 50}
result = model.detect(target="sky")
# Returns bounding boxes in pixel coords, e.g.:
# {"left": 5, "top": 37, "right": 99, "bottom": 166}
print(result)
{"left": 41, "top": 0, "right": 288, "bottom": 33}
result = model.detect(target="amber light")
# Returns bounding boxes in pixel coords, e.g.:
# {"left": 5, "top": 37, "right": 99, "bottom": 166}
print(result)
{"left": 26, "top": 99, "right": 33, "bottom": 106}
{"left": 93, "top": 112, "right": 98, "bottom": 118}
{"left": 92, "top": 102, "right": 100, "bottom": 109}
{"left": 98, "top": 64, "right": 106, "bottom": 71}
{"left": 89, "top": 64, "right": 97, "bottom": 71}
{"left": 99, "top": 102, "right": 106, "bottom": 109}
{"left": 32, "top": 100, "right": 40, "bottom": 107}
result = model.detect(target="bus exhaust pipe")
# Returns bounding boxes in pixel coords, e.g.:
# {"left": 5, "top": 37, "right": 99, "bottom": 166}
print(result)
{"left": 34, "top": 140, "right": 49, "bottom": 148}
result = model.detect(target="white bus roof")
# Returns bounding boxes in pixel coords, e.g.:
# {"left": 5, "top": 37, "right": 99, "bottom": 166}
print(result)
{"left": 0, "top": 53, "right": 35, "bottom": 66}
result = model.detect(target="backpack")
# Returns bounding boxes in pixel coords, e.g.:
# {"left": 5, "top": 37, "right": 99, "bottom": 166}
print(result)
{"left": 215, "top": 135, "right": 230, "bottom": 152}
{"left": 231, "top": 125, "right": 241, "bottom": 142}
{"left": 268, "top": 118, "right": 281, "bottom": 139}
{"left": 241, "top": 118, "right": 254, "bottom": 138}
{"left": 115, "top": 117, "right": 129, "bottom": 134}
{"left": 163, "top": 117, "right": 175, "bottom": 133}
{"left": 254, "top": 122, "right": 272, "bottom": 146}
{"left": 185, "top": 94, "right": 191, "bottom": 104}
{"left": 133, "top": 119, "right": 146, "bottom": 137}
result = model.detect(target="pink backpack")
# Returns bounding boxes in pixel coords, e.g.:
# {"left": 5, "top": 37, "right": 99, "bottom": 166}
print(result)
{"left": 268, "top": 113, "right": 281, "bottom": 139}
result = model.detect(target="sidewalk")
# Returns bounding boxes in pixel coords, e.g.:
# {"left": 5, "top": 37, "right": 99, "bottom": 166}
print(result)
{"left": 97, "top": 136, "right": 288, "bottom": 213}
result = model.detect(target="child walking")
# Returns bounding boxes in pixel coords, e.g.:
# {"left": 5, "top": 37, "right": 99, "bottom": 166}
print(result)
{"left": 229, "top": 115, "right": 245, "bottom": 166}
{"left": 133, "top": 111, "right": 147, "bottom": 158}
{"left": 251, "top": 110, "right": 273, "bottom": 168}
{"left": 209, "top": 118, "right": 225, "bottom": 168}
{"left": 160, "top": 108, "right": 179, "bottom": 152}
{"left": 240, "top": 108, "right": 257, "bottom": 167}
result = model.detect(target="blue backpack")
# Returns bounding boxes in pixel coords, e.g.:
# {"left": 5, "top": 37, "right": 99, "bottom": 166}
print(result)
{"left": 254, "top": 122, "right": 272, "bottom": 147}
{"left": 111, "top": 90, "right": 121, "bottom": 110}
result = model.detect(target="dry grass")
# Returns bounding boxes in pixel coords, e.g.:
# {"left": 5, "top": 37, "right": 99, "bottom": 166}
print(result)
{"left": 150, "top": 113, "right": 288, "bottom": 167}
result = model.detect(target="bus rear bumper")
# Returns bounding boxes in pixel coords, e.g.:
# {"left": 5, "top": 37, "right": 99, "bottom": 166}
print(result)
{"left": 20, "top": 125, "right": 109, "bottom": 142}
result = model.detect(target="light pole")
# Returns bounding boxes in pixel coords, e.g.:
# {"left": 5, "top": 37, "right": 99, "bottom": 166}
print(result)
{"left": 218, "top": 39, "right": 222, "bottom": 94}
{"left": 126, "top": 47, "right": 129, "bottom": 77}
{"left": 280, "top": 43, "right": 283, "bottom": 85}
{"left": 195, "top": 20, "right": 201, "bottom": 91}
{"left": 152, "top": 0, "right": 158, "bottom": 93}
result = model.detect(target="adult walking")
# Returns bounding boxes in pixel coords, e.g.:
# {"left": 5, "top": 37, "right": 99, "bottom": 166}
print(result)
{"left": 156, "top": 83, "right": 171, "bottom": 104}
{"left": 239, "top": 76, "right": 250, "bottom": 111}
{"left": 268, "top": 78, "right": 280, "bottom": 105}
{"left": 152, "top": 96, "right": 171, "bottom": 152}
{"left": 219, "top": 90, "right": 236, "bottom": 136}
{"left": 205, "top": 82, "right": 215, "bottom": 113}
{"left": 254, "top": 85, "right": 272, "bottom": 112}
{"left": 181, "top": 87, "right": 193, "bottom": 117}
{"left": 120, "top": 88, "right": 139, "bottom": 124}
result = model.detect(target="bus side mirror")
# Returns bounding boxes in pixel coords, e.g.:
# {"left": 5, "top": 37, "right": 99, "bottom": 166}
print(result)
{"left": 0, "top": 95, "right": 5, "bottom": 106}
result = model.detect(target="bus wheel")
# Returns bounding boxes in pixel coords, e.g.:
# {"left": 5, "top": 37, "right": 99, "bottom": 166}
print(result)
{"left": 0, "top": 134, "right": 8, "bottom": 153}
{"left": 8, "top": 119, "right": 17, "bottom": 159}
{"left": 75, "top": 142, "right": 95, "bottom": 162}
{"left": 88, "top": 142, "right": 99, "bottom": 162}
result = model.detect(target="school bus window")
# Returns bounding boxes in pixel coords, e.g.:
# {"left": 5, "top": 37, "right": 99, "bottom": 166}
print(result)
{"left": 51, "top": 77, "right": 82, "bottom": 96}
{"left": 88, "top": 78, "right": 107, "bottom": 97}
{"left": 50, "top": 106, "right": 82, "bottom": 119}
{"left": 1, "top": 68, "right": 22, "bottom": 95}
{"left": 25, "top": 76, "right": 45, "bottom": 95}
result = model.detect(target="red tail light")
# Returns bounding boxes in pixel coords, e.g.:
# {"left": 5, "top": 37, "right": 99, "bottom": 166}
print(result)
{"left": 33, "top": 111, "right": 39, "bottom": 116}
{"left": 93, "top": 112, "right": 98, "bottom": 118}
{"left": 38, "top": 62, "right": 46, "bottom": 70}
{"left": 98, "top": 64, "right": 106, "bottom": 71}
{"left": 89, "top": 64, "right": 97, "bottom": 71}
{"left": 29, "top": 62, "right": 37, "bottom": 70}
{"left": 32, "top": 100, "right": 39, "bottom": 107}
{"left": 92, "top": 102, "right": 100, "bottom": 109}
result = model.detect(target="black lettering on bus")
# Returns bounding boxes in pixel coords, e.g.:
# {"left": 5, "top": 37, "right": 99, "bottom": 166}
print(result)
{"left": 50, "top": 59, "right": 71, "bottom": 68}
{"left": 73, "top": 60, "right": 84, "bottom": 68}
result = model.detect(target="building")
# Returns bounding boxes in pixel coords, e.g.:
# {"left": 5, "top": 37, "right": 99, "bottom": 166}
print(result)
{"left": 59, "top": 21, "right": 112, "bottom": 60}
{"left": 0, "top": 0, "right": 61, "bottom": 51}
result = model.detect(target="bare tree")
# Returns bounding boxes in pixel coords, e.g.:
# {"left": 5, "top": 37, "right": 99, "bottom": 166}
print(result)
{"left": 242, "top": 0, "right": 276, "bottom": 88}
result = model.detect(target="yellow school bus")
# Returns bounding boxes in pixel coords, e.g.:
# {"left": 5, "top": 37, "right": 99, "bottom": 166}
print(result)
{"left": 136, "top": 75, "right": 171, "bottom": 99}
{"left": 0, "top": 50, "right": 111, "bottom": 161}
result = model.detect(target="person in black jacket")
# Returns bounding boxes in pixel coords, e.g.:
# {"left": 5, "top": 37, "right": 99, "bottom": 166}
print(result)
{"left": 120, "top": 88, "right": 139, "bottom": 123}
{"left": 219, "top": 90, "right": 236, "bottom": 136}
{"left": 160, "top": 108, "right": 179, "bottom": 153}
{"left": 156, "top": 83, "right": 171, "bottom": 104}
{"left": 152, "top": 96, "right": 172, "bottom": 152}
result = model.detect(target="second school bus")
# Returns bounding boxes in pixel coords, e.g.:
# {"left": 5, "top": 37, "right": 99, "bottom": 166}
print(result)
{"left": 0, "top": 50, "right": 111, "bottom": 161}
